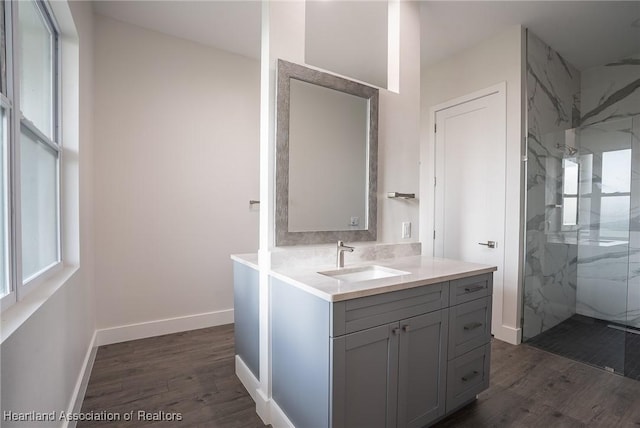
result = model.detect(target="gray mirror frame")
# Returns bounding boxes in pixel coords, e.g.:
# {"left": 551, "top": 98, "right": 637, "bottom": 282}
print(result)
{"left": 275, "top": 59, "right": 378, "bottom": 246}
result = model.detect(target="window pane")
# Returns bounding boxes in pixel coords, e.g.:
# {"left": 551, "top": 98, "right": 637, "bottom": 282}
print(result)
{"left": 563, "top": 158, "right": 579, "bottom": 195}
{"left": 21, "top": 129, "right": 58, "bottom": 281}
{"left": 600, "top": 195, "right": 630, "bottom": 240}
{"left": 0, "top": 108, "right": 7, "bottom": 296}
{"left": 19, "top": 0, "right": 54, "bottom": 139}
{"left": 602, "top": 149, "right": 631, "bottom": 194}
{"left": 563, "top": 196, "right": 578, "bottom": 226}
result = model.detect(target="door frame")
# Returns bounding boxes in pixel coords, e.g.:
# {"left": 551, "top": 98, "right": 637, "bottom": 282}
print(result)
{"left": 420, "top": 82, "right": 522, "bottom": 344}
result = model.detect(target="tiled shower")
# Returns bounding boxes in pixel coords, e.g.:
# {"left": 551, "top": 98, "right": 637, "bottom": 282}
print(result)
{"left": 522, "top": 30, "right": 640, "bottom": 380}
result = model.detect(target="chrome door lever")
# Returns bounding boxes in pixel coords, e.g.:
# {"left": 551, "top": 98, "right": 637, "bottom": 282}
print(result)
{"left": 478, "top": 241, "right": 497, "bottom": 249}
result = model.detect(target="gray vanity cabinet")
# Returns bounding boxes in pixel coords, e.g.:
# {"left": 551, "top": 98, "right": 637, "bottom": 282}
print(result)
{"left": 233, "top": 261, "right": 260, "bottom": 380}
{"left": 268, "top": 273, "right": 493, "bottom": 428}
{"left": 331, "top": 310, "right": 449, "bottom": 428}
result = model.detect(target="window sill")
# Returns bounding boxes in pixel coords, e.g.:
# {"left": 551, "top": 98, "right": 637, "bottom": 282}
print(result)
{"left": 0, "top": 265, "right": 79, "bottom": 345}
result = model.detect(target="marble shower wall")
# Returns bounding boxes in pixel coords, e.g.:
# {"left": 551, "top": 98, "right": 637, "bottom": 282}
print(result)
{"left": 581, "top": 53, "right": 640, "bottom": 127}
{"left": 576, "top": 56, "right": 640, "bottom": 327}
{"left": 523, "top": 31, "right": 581, "bottom": 340}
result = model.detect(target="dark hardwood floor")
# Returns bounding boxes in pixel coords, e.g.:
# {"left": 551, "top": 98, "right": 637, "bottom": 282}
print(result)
{"left": 435, "top": 339, "right": 640, "bottom": 427}
{"left": 80, "top": 324, "right": 640, "bottom": 428}
{"left": 79, "top": 324, "right": 266, "bottom": 428}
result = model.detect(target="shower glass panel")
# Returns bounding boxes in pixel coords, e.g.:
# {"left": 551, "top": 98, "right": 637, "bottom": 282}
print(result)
{"left": 523, "top": 116, "right": 636, "bottom": 378}
{"left": 625, "top": 114, "right": 640, "bottom": 380}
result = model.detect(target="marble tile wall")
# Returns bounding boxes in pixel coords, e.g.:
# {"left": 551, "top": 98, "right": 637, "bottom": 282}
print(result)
{"left": 581, "top": 53, "right": 640, "bottom": 127}
{"left": 270, "top": 242, "right": 422, "bottom": 269}
{"left": 523, "top": 31, "right": 581, "bottom": 340}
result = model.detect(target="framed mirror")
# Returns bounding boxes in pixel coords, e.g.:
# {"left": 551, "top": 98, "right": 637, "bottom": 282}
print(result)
{"left": 275, "top": 59, "right": 378, "bottom": 246}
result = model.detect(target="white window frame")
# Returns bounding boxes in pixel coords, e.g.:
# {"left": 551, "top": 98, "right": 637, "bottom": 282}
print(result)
{"left": 1, "top": 0, "right": 62, "bottom": 311}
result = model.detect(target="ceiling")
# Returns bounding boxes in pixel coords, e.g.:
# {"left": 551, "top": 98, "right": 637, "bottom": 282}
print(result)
{"left": 420, "top": 1, "right": 640, "bottom": 70}
{"left": 94, "top": 1, "right": 640, "bottom": 71}
{"left": 93, "top": 1, "right": 262, "bottom": 60}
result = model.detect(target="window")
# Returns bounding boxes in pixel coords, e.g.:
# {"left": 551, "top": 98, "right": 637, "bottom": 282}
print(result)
{"left": 599, "top": 149, "right": 631, "bottom": 239}
{"left": 1, "top": 0, "right": 60, "bottom": 307}
{"left": 561, "top": 158, "right": 579, "bottom": 226}
{"left": 0, "top": 1, "right": 11, "bottom": 301}
{"left": 0, "top": 104, "right": 8, "bottom": 298}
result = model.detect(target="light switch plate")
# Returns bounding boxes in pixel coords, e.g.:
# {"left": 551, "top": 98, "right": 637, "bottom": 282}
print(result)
{"left": 402, "top": 222, "right": 411, "bottom": 238}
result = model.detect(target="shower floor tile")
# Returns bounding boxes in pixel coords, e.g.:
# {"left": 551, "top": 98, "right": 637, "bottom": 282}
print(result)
{"left": 526, "top": 315, "right": 640, "bottom": 381}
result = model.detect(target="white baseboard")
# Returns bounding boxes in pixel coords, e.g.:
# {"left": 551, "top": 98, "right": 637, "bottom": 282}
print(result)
{"left": 236, "top": 356, "right": 271, "bottom": 425}
{"left": 96, "top": 309, "right": 234, "bottom": 346}
{"left": 235, "top": 356, "right": 294, "bottom": 428}
{"left": 236, "top": 355, "right": 260, "bottom": 404}
{"left": 493, "top": 324, "right": 521, "bottom": 345}
{"left": 255, "top": 389, "right": 270, "bottom": 425}
{"left": 63, "top": 330, "right": 98, "bottom": 428}
{"left": 270, "top": 399, "right": 295, "bottom": 428}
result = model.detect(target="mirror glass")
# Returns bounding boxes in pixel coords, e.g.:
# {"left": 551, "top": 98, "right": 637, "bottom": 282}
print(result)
{"left": 276, "top": 60, "right": 378, "bottom": 246}
{"left": 289, "top": 79, "right": 368, "bottom": 232}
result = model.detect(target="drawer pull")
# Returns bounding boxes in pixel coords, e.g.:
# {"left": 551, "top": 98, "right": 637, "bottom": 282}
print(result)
{"left": 463, "top": 322, "right": 483, "bottom": 331}
{"left": 402, "top": 324, "right": 410, "bottom": 332}
{"left": 461, "top": 371, "right": 480, "bottom": 382}
{"left": 464, "top": 285, "right": 484, "bottom": 293}
{"left": 392, "top": 327, "right": 400, "bottom": 335}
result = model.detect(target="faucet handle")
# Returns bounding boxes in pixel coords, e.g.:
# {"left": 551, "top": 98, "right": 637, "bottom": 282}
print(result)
{"left": 337, "top": 240, "right": 354, "bottom": 250}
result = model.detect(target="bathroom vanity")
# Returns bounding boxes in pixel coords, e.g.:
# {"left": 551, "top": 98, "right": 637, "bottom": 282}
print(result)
{"left": 232, "top": 255, "right": 496, "bottom": 428}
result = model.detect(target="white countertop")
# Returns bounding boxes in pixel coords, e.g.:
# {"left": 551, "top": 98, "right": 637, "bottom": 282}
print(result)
{"left": 231, "top": 254, "right": 496, "bottom": 302}
{"left": 231, "top": 253, "right": 259, "bottom": 269}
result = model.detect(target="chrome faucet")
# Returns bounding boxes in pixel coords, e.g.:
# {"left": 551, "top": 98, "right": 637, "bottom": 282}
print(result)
{"left": 336, "top": 241, "right": 355, "bottom": 268}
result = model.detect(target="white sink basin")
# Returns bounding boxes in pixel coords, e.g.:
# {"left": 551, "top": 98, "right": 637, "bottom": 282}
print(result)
{"left": 318, "top": 265, "right": 410, "bottom": 282}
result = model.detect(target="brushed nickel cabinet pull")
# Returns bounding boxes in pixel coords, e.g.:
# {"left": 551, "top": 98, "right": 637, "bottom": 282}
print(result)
{"left": 461, "top": 370, "right": 480, "bottom": 382}
{"left": 463, "top": 322, "right": 483, "bottom": 331}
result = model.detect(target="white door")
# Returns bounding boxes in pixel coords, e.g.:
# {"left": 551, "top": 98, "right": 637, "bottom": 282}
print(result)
{"left": 434, "top": 88, "right": 506, "bottom": 319}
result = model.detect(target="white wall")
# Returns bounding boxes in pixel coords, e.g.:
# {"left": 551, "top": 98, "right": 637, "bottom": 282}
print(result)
{"left": 420, "top": 25, "right": 525, "bottom": 344}
{"left": 1, "top": 1, "right": 96, "bottom": 425}
{"left": 93, "top": 15, "right": 260, "bottom": 342}
{"left": 305, "top": 0, "right": 388, "bottom": 89}
{"left": 377, "top": 0, "right": 421, "bottom": 244}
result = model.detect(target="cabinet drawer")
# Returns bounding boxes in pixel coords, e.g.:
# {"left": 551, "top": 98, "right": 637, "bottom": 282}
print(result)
{"left": 332, "top": 282, "right": 449, "bottom": 336}
{"left": 445, "top": 344, "right": 491, "bottom": 413}
{"left": 448, "top": 296, "right": 492, "bottom": 359}
{"left": 449, "top": 274, "right": 492, "bottom": 306}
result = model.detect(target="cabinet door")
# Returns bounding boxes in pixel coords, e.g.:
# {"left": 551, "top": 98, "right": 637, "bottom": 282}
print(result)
{"left": 332, "top": 323, "right": 399, "bottom": 428}
{"left": 397, "top": 309, "right": 449, "bottom": 428}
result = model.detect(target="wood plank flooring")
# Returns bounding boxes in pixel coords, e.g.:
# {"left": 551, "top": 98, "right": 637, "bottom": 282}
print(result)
{"left": 79, "top": 324, "right": 266, "bottom": 428}
{"left": 80, "top": 324, "right": 640, "bottom": 428}
{"left": 435, "top": 339, "right": 640, "bottom": 427}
